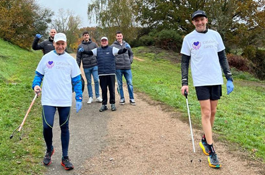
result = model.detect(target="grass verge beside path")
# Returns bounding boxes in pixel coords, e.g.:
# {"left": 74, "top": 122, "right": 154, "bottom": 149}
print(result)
{"left": 0, "top": 39, "right": 44, "bottom": 175}
{"left": 132, "top": 46, "right": 265, "bottom": 162}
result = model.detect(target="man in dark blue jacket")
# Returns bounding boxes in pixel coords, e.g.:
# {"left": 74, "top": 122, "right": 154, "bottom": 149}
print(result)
{"left": 79, "top": 37, "right": 128, "bottom": 112}
{"left": 32, "top": 29, "right": 57, "bottom": 55}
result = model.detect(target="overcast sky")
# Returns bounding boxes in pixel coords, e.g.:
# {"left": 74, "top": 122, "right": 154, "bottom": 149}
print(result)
{"left": 36, "top": 0, "right": 97, "bottom": 27}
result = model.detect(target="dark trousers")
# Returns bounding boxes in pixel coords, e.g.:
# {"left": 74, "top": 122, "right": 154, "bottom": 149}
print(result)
{"left": 99, "top": 75, "right": 115, "bottom": 105}
{"left": 42, "top": 106, "right": 70, "bottom": 157}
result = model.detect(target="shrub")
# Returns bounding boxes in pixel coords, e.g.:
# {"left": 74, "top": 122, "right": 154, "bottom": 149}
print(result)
{"left": 139, "top": 35, "right": 155, "bottom": 46}
{"left": 253, "top": 49, "right": 265, "bottom": 80}
{"left": 155, "top": 29, "right": 182, "bottom": 52}
{"left": 227, "top": 54, "right": 251, "bottom": 72}
{"left": 242, "top": 45, "right": 256, "bottom": 62}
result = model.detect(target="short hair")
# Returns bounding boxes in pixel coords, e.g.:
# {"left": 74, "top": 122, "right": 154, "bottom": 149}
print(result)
{"left": 82, "top": 31, "right": 89, "bottom": 36}
{"left": 116, "top": 31, "right": 122, "bottom": 35}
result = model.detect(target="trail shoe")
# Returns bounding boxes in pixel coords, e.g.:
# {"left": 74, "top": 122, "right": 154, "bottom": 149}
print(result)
{"left": 87, "top": 97, "right": 93, "bottom": 104}
{"left": 120, "top": 98, "right": 125, "bottom": 105}
{"left": 43, "top": 148, "right": 54, "bottom": 166}
{"left": 199, "top": 141, "right": 210, "bottom": 156}
{"left": 130, "top": 99, "right": 136, "bottom": 106}
{"left": 61, "top": 156, "right": 74, "bottom": 170}
{"left": 111, "top": 104, "right": 116, "bottom": 111}
{"left": 208, "top": 153, "right": 221, "bottom": 168}
{"left": 96, "top": 97, "right": 102, "bottom": 103}
{"left": 99, "top": 105, "right": 108, "bottom": 112}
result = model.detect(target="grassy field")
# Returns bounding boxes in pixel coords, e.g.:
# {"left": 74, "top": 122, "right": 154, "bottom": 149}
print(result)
{"left": 1, "top": 40, "right": 265, "bottom": 174}
{"left": 131, "top": 46, "right": 265, "bottom": 162}
{"left": 0, "top": 39, "right": 44, "bottom": 175}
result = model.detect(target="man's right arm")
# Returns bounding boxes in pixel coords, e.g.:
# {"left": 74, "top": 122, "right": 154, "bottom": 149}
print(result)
{"left": 181, "top": 54, "right": 190, "bottom": 86}
{"left": 32, "top": 38, "right": 45, "bottom": 50}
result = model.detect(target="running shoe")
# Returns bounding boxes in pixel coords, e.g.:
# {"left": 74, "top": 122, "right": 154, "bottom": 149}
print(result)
{"left": 208, "top": 153, "right": 221, "bottom": 168}
{"left": 99, "top": 105, "right": 108, "bottom": 112}
{"left": 61, "top": 156, "right": 74, "bottom": 170}
{"left": 43, "top": 148, "right": 54, "bottom": 166}
{"left": 111, "top": 104, "right": 116, "bottom": 111}
{"left": 120, "top": 98, "right": 125, "bottom": 105}
{"left": 130, "top": 99, "right": 136, "bottom": 106}
{"left": 96, "top": 97, "right": 102, "bottom": 103}
{"left": 199, "top": 141, "right": 210, "bottom": 156}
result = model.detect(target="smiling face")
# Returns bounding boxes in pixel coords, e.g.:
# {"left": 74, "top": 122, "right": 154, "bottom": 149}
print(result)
{"left": 100, "top": 39, "right": 108, "bottom": 47}
{"left": 116, "top": 33, "right": 123, "bottom": 43}
{"left": 49, "top": 29, "right": 57, "bottom": 38}
{"left": 53, "top": 41, "right": 67, "bottom": 54}
{"left": 192, "top": 16, "right": 208, "bottom": 32}
{"left": 83, "top": 34, "right": 90, "bottom": 42}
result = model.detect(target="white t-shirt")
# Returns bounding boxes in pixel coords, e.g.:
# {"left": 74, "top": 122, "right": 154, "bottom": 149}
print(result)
{"left": 36, "top": 51, "right": 81, "bottom": 106}
{"left": 181, "top": 29, "right": 225, "bottom": 87}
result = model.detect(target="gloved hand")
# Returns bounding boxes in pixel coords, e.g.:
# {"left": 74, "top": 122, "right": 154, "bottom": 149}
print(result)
{"left": 36, "top": 34, "right": 42, "bottom": 39}
{"left": 125, "top": 43, "right": 131, "bottom": 49}
{"left": 76, "top": 101, "right": 82, "bottom": 113}
{"left": 78, "top": 47, "right": 84, "bottom": 52}
{"left": 226, "top": 80, "right": 234, "bottom": 95}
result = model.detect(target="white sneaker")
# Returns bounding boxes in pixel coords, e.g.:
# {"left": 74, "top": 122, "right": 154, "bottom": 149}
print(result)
{"left": 87, "top": 97, "right": 93, "bottom": 104}
{"left": 130, "top": 99, "right": 136, "bottom": 106}
{"left": 96, "top": 97, "right": 102, "bottom": 103}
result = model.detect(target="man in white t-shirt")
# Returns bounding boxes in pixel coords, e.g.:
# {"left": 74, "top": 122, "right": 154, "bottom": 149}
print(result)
{"left": 32, "top": 33, "right": 82, "bottom": 171}
{"left": 180, "top": 10, "right": 234, "bottom": 168}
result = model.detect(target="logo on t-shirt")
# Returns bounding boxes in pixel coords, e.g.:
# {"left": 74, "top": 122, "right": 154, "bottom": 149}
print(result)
{"left": 46, "top": 61, "right": 54, "bottom": 68}
{"left": 192, "top": 41, "right": 201, "bottom": 50}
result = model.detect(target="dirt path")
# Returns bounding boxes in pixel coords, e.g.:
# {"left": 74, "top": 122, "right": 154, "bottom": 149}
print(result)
{"left": 76, "top": 91, "right": 264, "bottom": 175}
{"left": 44, "top": 54, "right": 264, "bottom": 174}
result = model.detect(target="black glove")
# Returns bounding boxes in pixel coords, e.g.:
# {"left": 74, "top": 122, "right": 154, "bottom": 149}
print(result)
{"left": 118, "top": 48, "right": 127, "bottom": 54}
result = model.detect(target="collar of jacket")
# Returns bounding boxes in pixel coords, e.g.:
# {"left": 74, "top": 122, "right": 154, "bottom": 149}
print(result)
{"left": 49, "top": 36, "right": 54, "bottom": 42}
{"left": 101, "top": 45, "right": 109, "bottom": 49}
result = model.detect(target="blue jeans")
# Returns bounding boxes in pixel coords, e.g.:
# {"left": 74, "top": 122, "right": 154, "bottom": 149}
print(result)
{"left": 116, "top": 69, "right": 134, "bottom": 100}
{"left": 84, "top": 66, "right": 100, "bottom": 98}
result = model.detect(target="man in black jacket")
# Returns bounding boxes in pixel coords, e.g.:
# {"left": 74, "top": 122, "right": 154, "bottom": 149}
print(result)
{"left": 76, "top": 31, "right": 102, "bottom": 104}
{"left": 32, "top": 29, "right": 57, "bottom": 55}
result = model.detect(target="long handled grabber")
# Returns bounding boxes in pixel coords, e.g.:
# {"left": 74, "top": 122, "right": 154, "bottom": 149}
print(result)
{"left": 10, "top": 93, "right": 38, "bottom": 140}
{"left": 184, "top": 90, "right": 202, "bottom": 174}
{"left": 184, "top": 90, "right": 195, "bottom": 153}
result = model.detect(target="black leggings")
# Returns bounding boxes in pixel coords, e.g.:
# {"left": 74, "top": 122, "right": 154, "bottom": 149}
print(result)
{"left": 42, "top": 106, "right": 70, "bottom": 157}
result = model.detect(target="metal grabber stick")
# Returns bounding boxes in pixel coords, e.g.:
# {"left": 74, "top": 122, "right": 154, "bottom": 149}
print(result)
{"left": 184, "top": 90, "right": 196, "bottom": 153}
{"left": 10, "top": 93, "right": 38, "bottom": 140}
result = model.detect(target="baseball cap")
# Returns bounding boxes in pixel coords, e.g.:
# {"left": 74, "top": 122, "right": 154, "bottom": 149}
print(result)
{"left": 54, "top": 33, "right": 67, "bottom": 43}
{"left": 101, "top": 37, "right": 108, "bottom": 41}
{"left": 191, "top": 10, "right": 207, "bottom": 20}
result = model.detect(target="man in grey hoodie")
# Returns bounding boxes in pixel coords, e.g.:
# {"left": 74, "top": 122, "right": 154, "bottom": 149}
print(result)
{"left": 76, "top": 31, "right": 102, "bottom": 104}
{"left": 111, "top": 31, "right": 135, "bottom": 105}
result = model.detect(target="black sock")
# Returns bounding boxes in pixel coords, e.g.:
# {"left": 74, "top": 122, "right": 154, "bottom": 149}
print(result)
{"left": 202, "top": 134, "right": 207, "bottom": 143}
{"left": 63, "top": 156, "right": 69, "bottom": 159}
{"left": 208, "top": 144, "right": 215, "bottom": 154}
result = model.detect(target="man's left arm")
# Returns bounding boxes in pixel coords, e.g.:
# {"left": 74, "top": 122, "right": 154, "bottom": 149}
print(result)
{"left": 218, "top": 50, "right": 234, "bottom": 95}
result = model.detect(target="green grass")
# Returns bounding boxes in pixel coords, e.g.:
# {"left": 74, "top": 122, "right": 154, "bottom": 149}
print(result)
{"left": 0, "top": 39, "right": 45, "bottom": 175}
{"left": 132, "top": 46, "right": 265, "bottom": 161}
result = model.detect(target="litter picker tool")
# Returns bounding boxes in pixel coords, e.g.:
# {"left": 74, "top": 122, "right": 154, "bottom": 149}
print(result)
{"left": 184, "top": 90, "right": 202, "bottom": 174}
{"left": 184, "top": 90, "right": 196, "bottom": 153}
{"left": 10, "top": 93, "right": 38, "bottom": 140}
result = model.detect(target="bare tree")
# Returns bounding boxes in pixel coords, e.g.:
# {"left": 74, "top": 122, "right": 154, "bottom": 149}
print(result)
{"left": 52, "top": 9, "right": 81, "bottom": 51}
